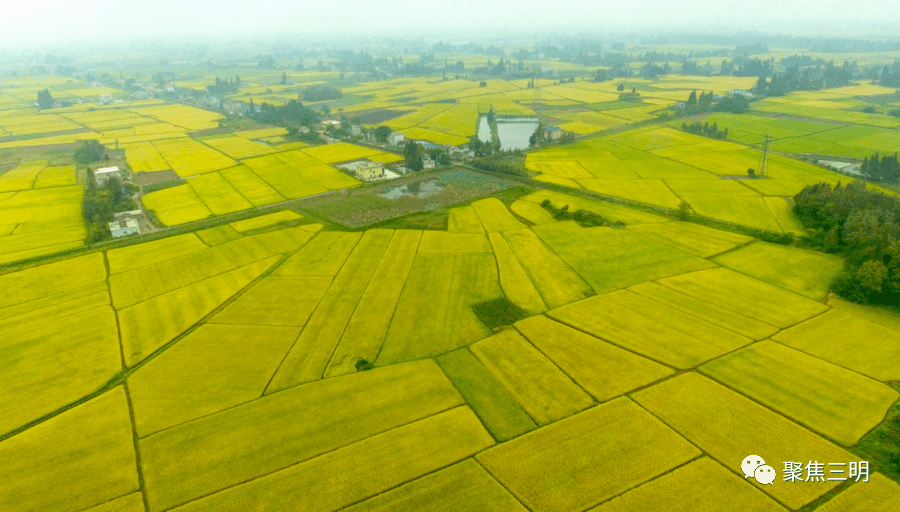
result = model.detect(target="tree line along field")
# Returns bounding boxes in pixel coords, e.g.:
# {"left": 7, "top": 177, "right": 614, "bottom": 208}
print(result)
{"left": 3, "top": 190, "right": 900, "bottom": 511}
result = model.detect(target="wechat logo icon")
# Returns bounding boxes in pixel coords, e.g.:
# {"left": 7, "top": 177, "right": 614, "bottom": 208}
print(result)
{"left": 742, "top": 455, "right": 775, "bottom": 485}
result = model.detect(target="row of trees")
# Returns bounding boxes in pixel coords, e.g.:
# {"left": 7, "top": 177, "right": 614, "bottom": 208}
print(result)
{"left": 299, "top": 85, "right": 343, "bottom": 102}
{"left": 468, "top": 136, "right": 496, "bottom": 157}
{"left": 539, "top": 200, "right": 606, "bottom": 227}
{"left": 751, "top": 61, "right": 856, "bottom": 97}
{"left": 207, "top": 76, "right": 240, "bottom": 94}
{"left": 249, "top": 99, "right": 318, "bottom": 127}
{"left": 793, "top": 181, "right": 900, "bottom": 304}
{"left": 680, "top": 121, "right": 728, "bottom": 140}
{"left": 470, "top": 153, "right": 529, "bottom": 178}
{"left": 681, "top": 90, "right": 750, "bottom": 114}
{"left": 878, "top": 61, "right": 900, "bottom": 88}
{"left": 861, "top": 153, "right": 900, "bottom": 183}
{"left": 685, "top": 90, "right": 715, "bottom": 113}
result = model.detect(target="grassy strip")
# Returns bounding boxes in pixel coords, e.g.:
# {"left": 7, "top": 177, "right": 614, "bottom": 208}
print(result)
{"left": 435, "top": 349, "right": 536, "bottom": 442}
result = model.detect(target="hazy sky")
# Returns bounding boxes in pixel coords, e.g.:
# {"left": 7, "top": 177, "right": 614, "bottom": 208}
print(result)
{"left": 4, "top": 0, "right": 900, "bottom": 47}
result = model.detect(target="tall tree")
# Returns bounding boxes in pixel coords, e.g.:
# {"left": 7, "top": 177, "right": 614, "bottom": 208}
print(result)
{"left": 37, "top": 88, "right": 54, "bottom": 109}
{"left": 686, "top": 90, "right": 698, "bottom": 111}
{"left": 404, "top": 141, "right": 423, "bottom": 172}
{"left": 374, "top": 126, "right": 392, "bottom": 143}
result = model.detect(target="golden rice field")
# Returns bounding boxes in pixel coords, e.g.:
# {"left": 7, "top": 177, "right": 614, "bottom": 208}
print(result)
{"left": 3, "top": 70, "right": 900, "bottom": 511}
{"left": 141, "top": 145, "right": 366, "bottom": 225}
{"left": 525, "top": 125, "right": 879, "bottom": 234}
{"left": 0, "top": 159, "right": 86, "bottom": 264}
{"left": 3, "top": 182, "right": 897, "bottom": 511}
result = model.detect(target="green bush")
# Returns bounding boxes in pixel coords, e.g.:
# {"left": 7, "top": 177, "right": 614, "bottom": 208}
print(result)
{"left": 540, "top": 199, "right": 606, "bottom": 227}
{"left": 73, "top": 140, "right": 105, "bottom": 164}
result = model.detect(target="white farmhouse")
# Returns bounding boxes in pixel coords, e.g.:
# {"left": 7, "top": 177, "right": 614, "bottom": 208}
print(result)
{"left": 109, "top": 218, "right": 140, "bottom": 238}
{"left": 388, "top": 132, "right": 405, "bottom": 146}
{"left": 94, "top": 166, "right": 122, "bottom": 185}
{"left": 729, "top": 89, "right": 755, "bottom": 98}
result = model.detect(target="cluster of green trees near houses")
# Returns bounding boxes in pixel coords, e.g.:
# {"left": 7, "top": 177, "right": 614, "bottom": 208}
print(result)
{"left": 794, "top": 181, "right": 900, "bottom": 305}
{"left": 402, "top": 141, "right": 450, "bottom": 172}
{"left": 249, "top": 99, "right": 318, "bottom": 127}
{"left": 681, "top": 90, "right": 750, "bottom": 114}
{"left": 861, "top": 153, "right": 900, "bottom": 184}
{"left": 83, "top": 174, "right": 138, "bottom": 243}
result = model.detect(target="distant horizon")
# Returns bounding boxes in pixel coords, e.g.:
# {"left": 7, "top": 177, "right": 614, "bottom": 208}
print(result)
{"left": 3, "top": 0, "right": 900, "bottom": 51}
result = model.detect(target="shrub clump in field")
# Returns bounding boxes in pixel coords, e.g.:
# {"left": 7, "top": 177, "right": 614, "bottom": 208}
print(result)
{"left": 355, "top": 359, "right": 374, "bottom": 371}
{"left": 540, "top": 200, "right": 607, "bottom": 227}
{"left": 472, "top": 297, "right": 529, "bottom": 330}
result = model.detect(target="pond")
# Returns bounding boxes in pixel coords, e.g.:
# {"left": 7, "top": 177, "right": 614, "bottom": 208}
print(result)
{"left": 378, "top": 179, "right": 446, "bottom": 200}
{"left": 476, "top": 115, "right": 540, "bottom": 151}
